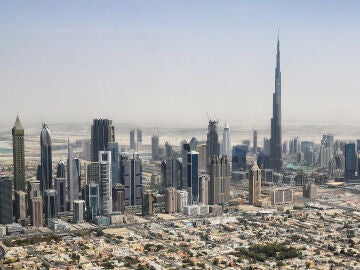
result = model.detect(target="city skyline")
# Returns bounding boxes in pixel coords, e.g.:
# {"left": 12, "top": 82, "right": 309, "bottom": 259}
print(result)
{"left": 1, "top": 1, "right": 359, "bottom": 126}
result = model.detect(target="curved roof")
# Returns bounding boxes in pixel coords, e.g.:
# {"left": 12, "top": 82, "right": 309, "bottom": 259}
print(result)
{"left": 40, "top": 123, "right": 52, "bottom": 146}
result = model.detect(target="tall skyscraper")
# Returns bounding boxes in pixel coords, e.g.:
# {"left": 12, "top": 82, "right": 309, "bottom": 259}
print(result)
{"left": 249, "top": 161, "right": 262, "bottom": 205}
{"left": 85, "top": 183, "right": 99, "bottom": 221}
{"left": 44, "top": 189, "right": 57, "bottom": 224}
{"left": 209, "top": 156, "right": 230, "bottom": 205}
{"left": 165, "top": 187, "right": 177, "bottom": 214}
{"left": 108, "top": 142, "right": 120, "bottom": 185}
{"left": 31, "top": 197, "right": 43, "bottom": 227}
{"left": 55, "top": 178, "right": 66, "bottom": 212}
{"left": 232, "top": 145, "right": 247, "bottom": 171}
{"left": 151, "top": 135, "right": 159, "bottom": 161}
{"left": 199, "top": 175, "right": 209, "bottom": 205}
{"left": 12, "top": 115, "right": 25, "bottom": 192}
{"left": 269, "top": 36, "right": 283, "bottom": 171}
{"left": 253, "top": 130, "right": 258, "bottom": 154}
{"left": 91, "top": 119, "right": 115, "bottom": 162}
{"left": 142, "top": 191, "right": 154, "bottom": 216}
{"left": 0, "top": 177, "right": 13, "bottom": 224}
{"left": 222, "top": 123, "right": 231, "bottom": 159}
{"left": 99, "top": 151, "right": 112, "bottom": 216}
{"left": 130, "top": 128, "right": 142, "bottom": 151}
{"left": 56, "top": 160, "right": 66, "bottom": 178}
{"left": 14, "top": 191, "right": 27, "bottom": 225}
{"left": 206, "top": 120, "right": 220, "bottom": 173}
{"left": 120, "top": 153, "right": 142, "bottom": 206}
{"left": 73, "top": 200, "right": 85, "bottom": 223}
{"left": 112, "top": 184, "right": 125, "bottom": 213}
{"left": 40, "top": 123, "right": 53, "bottom": 193}
{"left": 345, "top": 143, "right": 356, "bottom": 180}
{"left": 187, "top": 151, "right": 199, "bottom": 203}
{"left": 181, "top": 142, "right": 191, "bottom": 188}
{"left": 67, "top": 140, "right": 79, "bottom": 210}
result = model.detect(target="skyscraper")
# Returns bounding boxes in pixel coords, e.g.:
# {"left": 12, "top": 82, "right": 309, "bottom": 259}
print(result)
{"left": 55, "top": 178, "right": 66, "bottom": 212}
{"left": 67, "top": 140, "right": 79, "bottom": 210}
{"left": 85, "top": 183, "right": 99, "bottom": 221}
{"left": 12, "top": 115, "right": 25, "bottom": 192}
{"left": 31, "top": 197, "right": 43, "bottom": 227}
{"left": 108, "top": 142, "right": 120, "bottom": 185}
{"left": 253, "top": 130, "right": 258, "bottom": 154}
{"left": 222, "top": 123, "right": 231, "bottom": 159}
{"left": 345, "top": 143, "right": 356, "bottom": 180}
{"left": 91, "top": 119, "right": 115, "bottom": 162}
{"left": 120, "top": 153, "right": 142, "bottom": 206}
{"left": 40, "top": 123, "right": 53, "bottom": 193}
{"left": 232, "top": 145, "right": 247, "bottom": 171}
{"left": 99, "top": 151, "right": 112, "bottom": 216}
{"left": 206, "top": 120, "right": 220, "bottom": 173}
{"left": 209, "top": 156, "right": 230, "bottom": 205}
{"left": 0, "top": 177, "right": 13, "bottom": 224}
{"left": 44, "top": 189, "right": 57, "bottom": 224}
{"left": 187, "top": 151, "right": 199, "bottom": 203}
{"left": 130, "top": 128, "right": 142, "bottom": 151}
{"left": 56, "top": 160, "right": 65, "bottom": 178}
{"left": 249, "top": 161, "right": 262, "bottom": 205}
{"left": 151, "top": 135, "right": 159, "bottom": 161}
{"left": 269, "top": 36, "right": 283, "bottom": 171}
{"left": 14, "top": 191, "right": 27, "bottom": 225}
{"left": 73, "top": 200, "right": 85, "bottom": 223}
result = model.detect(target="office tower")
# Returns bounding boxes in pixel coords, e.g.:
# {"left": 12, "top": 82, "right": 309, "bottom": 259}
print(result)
{"left": 85, "top": 183, "right": 99, "bottom": 221}
{"left": 142, "top": 191, "right": 153, "bottom": 216}
{"left": 40, "top": 123, "right": 53, "bottom": 193}
{"left": 199, "top": 175, "right": 209, "bottom": 205}
{"left": 81, "top": 139, "right": 92, "bottom": 161}
{"left": 357, "top": 139, "right": 360, "bottom": 153}
{"left": 151, "top": 135, "right": 159, "bottom": 161}
{"left": 130, "top": 128, "right": 142, "bottom": 151}
{"left": 165, "top": 141, "right": 174, "bottom": 158}
{"left": 73, "top": 200, "right": 85, "bottom": 223}
{"left": 345, "top": 143, "right": 356, "bottom": 180}
{"left": 0, "top": 177, "right": 13, "bottom": 224}
{"left": 86, "top": 162, "right": 99, "bottom": 184}
{"left": 257, "top": 152, "right": 270, "bottom": 169}
{"left": 269, "top": 36, "right": 283, "bottom": 171}
{"left": 44, "top": 189, "right": 57, "bottom": 223}
{"left": 99, "top": 151, "right": 112, "bottom": 216}
{"left": 56, "top": 160, "right": 65, "bottom": 178}
{"left": 232, "top": 145, "right": 247, "bottom": 171}
{"left": 91, "top": 119, "right": 115, "bottom": 162}
{"left": 189, "top": 137, "right": 197, "bottom": 151}
{"left": 187, "top": 151, "right": 199, "bottom": 203}
{"left": 137, "top": 128, "right": 142, "bottom": 143}
{"left": 120, "top": 153, "right": 142, "bottom": 206}
{"left": 55, "top": 178, "right": 66, "bottom": 212}
{"left": 112, "top": 184, "right": 125, "bottom": 213}
{"left": 249, "top": 162, "right": 262, "bottom": 205}
{"left": 14, "top": 191, "right": 27, "bottom": 224}
{"left": 253, "top": 130, "right": 258, "bottom": 154}
{"left": 165, "top": 187, "right": 177, "bottom": 214}
{"left": 161, "top": 160, "right": 167, "bottom": 187}
{"left": 283, "top": 141, "right": 288, "bottom": 155}
{"left": 322, "top": 134, "right": 335, "bottom": 156}
{"left": 130, "top": 129, "right": 135, "bottom": 150}
{"left": 206, "top": 120, "right": 220, "bottom": 173}
{"left": 108, "top": 142, "right": 120, "bottom": 185}
{"left": 75, "top": 158, "right": 81, "bottom": 192}
{"left": 12, "top": 115, "right": 25, "bottom": 192}
{"left": 222, "top": 123, "right": 231, "bottom": 158}
{"left": 164, "top": 157, "right": 182, "bottom": 188}
{"left": 36, "top": 162, "right": 42, "bottom": 181}
{"left": 209, "top": 156, "right": 230, "bottom": 205}
{"left": 177, "top": 189, "right": 188, "bottom": 212}
{"left": 67, "top": 140, "right": 79, "bottom": 210}
{"left": 263, "top": 137, "right": 271, "bottom": 156}
{"left": 27, "top": 180, "right": 41, "bottom": 200}
{"left": 196, "top": 143, "right": 207, "bottom": 172}
{"left": 181, "top": 142, "right": 191, "bottom": 188}
{"left": 31, "top": 197, "right": 43, "bottom": 227}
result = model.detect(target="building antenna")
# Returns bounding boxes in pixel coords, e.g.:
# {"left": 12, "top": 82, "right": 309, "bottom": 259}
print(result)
{"left": 206, "top": 112, "right": 211, "bottom": 121}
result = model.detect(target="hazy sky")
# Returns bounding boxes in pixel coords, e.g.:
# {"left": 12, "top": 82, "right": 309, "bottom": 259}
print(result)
{"left": 0, "top": 1, "right": 359, "bottom": 128}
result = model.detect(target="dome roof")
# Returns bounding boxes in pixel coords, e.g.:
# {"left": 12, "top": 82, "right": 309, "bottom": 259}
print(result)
{"left": 40, "top": 123, "right": 52, "bottom": 146}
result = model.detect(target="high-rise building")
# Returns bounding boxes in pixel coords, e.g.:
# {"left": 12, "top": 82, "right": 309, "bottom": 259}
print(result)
{"left": 177, "top": 189, "right": 188, "bottom": 213}
{"left": 181, "top": 142, "right": 191, "bottom": 188}
{"left": 112, "top": 184, "right": 125, "bottom": 213}
{"left": 269, "top": 36, "right": 283, "bottom": 171}
{"left": 253, "top": 130, "right": 258, "bottom": 154}
{"left": 99, "top": 151, "right": 112, "bottom": 216}
{"left": 31, "top": 197, "right": 43, "bottom": 227}
{"left": 164, "top": 157, "right": 182, "bottom": 188}
{"left": 232, "top": 145, "right": 247, "bottom": 171}
{"left": 75, "top": 158, "right": 81, "bottom": 192}
{"left": 249, "top": 162, "right": 262, "bottom": 205}
{"left": 345, "top": 143, "right": 356, "bottom": 180}
{"left": 120, "top": 153, "right": 142, "bottom": 206}
{"left": 27, "top": 180, "right": 41, "bottom": 200}
{"left": 130, "top": 128, "right": 142, "bottom": 151}
{"left": 91, "top": 119, "right": 115, "bottom": 162}
{"left": 199, "top": 175, "right": 209, "bottom": 205}
{"left": 0, "top": 177, "right": 13, "bottom": 225}
{"left": 209, "top": 156, "right": 230, "bottom": 205}
{"left": 44, "top": 189, "right": 57, "bottom": 224}
{"left": 165, "top": 187, "right": 177, "bottom": 214}
{"left": 40, "top": 123, "right": 53, "bottom": 193}
{"left": 12, "top": 115, "right": 25, "bottom": 192}
{"left": 73, "top": 200, "right": 85, "bottom": 223}
{"left": 142, "top": 191, "right": 154, "bottom": 216}
{"left": 56, "top": 160, "right": 66, "bottom": 178}
{"left": 196, "top": 143, "right": 207, "bottom": 172}
{"left": 85, "top": 183, "right": 99, "bottom": 221}
{"left": 55, "top": 178, "right": 66, "bottom": 212}
{"left": 151, "top": 135, "right": 159, "bottom": 161}
{"left": 206, "top": 120, "right": 220, "bottom": 173}
{"left": 67, "top": 140, "right": 79, "bottom": 210}
{"left": 187, "top": 151, "right": 199, "bottom": 203}
{"left": 14, "top": 191, "right": 27, "bottom": 225}
{"left": 86, "top": 162, "right": 99, "bottom": 184}
{"left": 222, "top": 123, "right": 231, "bottom": 159}
{"left": 108, "top": 142, "right": 120, "bottom": 185}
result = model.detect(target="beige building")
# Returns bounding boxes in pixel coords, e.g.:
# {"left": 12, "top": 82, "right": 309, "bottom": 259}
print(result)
{"left": 31, "top": 197, "right": 43, "bottom": 227}
{"left": 199, "top": 175, "right": 209, "bottom": 205}
{"left": 249, "top": 161, "right": 262, "bottom": 205}
{"left": 165, "top": 187, "right": 177, "bottom": 214}
{"left": 197, "top": 143, "right": 207, "bottom": 172}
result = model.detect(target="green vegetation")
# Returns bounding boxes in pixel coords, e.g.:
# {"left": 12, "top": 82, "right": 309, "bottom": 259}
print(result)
{"left": 3, "top": 234, "right": 61, "bottom": 247}
{"left": 230, "top": 243, "right": 300, "bottom": 263}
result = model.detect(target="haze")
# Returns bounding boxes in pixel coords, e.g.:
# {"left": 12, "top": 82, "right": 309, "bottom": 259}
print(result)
{"left": 0, "top": 1, "right": 359, "bottom": 127}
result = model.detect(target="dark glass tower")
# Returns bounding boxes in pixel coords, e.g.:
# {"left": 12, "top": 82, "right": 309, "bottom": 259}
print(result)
{"left": 206, "top": 120, "right": 220, "bottom": 173}
{"left": 12, "top": 115, "right": 25, "bottom": 191}
{"left": 56, "top": 160, "right": 65, "bottom": 178}
{"left": 270, "top": 36, "right": 283, "bottom": 171}
{"left": 40, "top": 123, "right": 53, "bottom": 193}
{"left": 91, "top": 119, "right": 115, "bottom": 162}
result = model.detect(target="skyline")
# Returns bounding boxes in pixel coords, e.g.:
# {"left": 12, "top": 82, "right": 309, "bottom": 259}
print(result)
{"left": 1, "top": 1, "right": 360, "bottom": 126}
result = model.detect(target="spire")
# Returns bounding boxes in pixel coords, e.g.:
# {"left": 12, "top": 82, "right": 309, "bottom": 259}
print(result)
{"left": 13, "top": 114, "right": 23, "bottom": 130}
{"left": 276, "top": 29, "right": 280, "bottom": 70}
